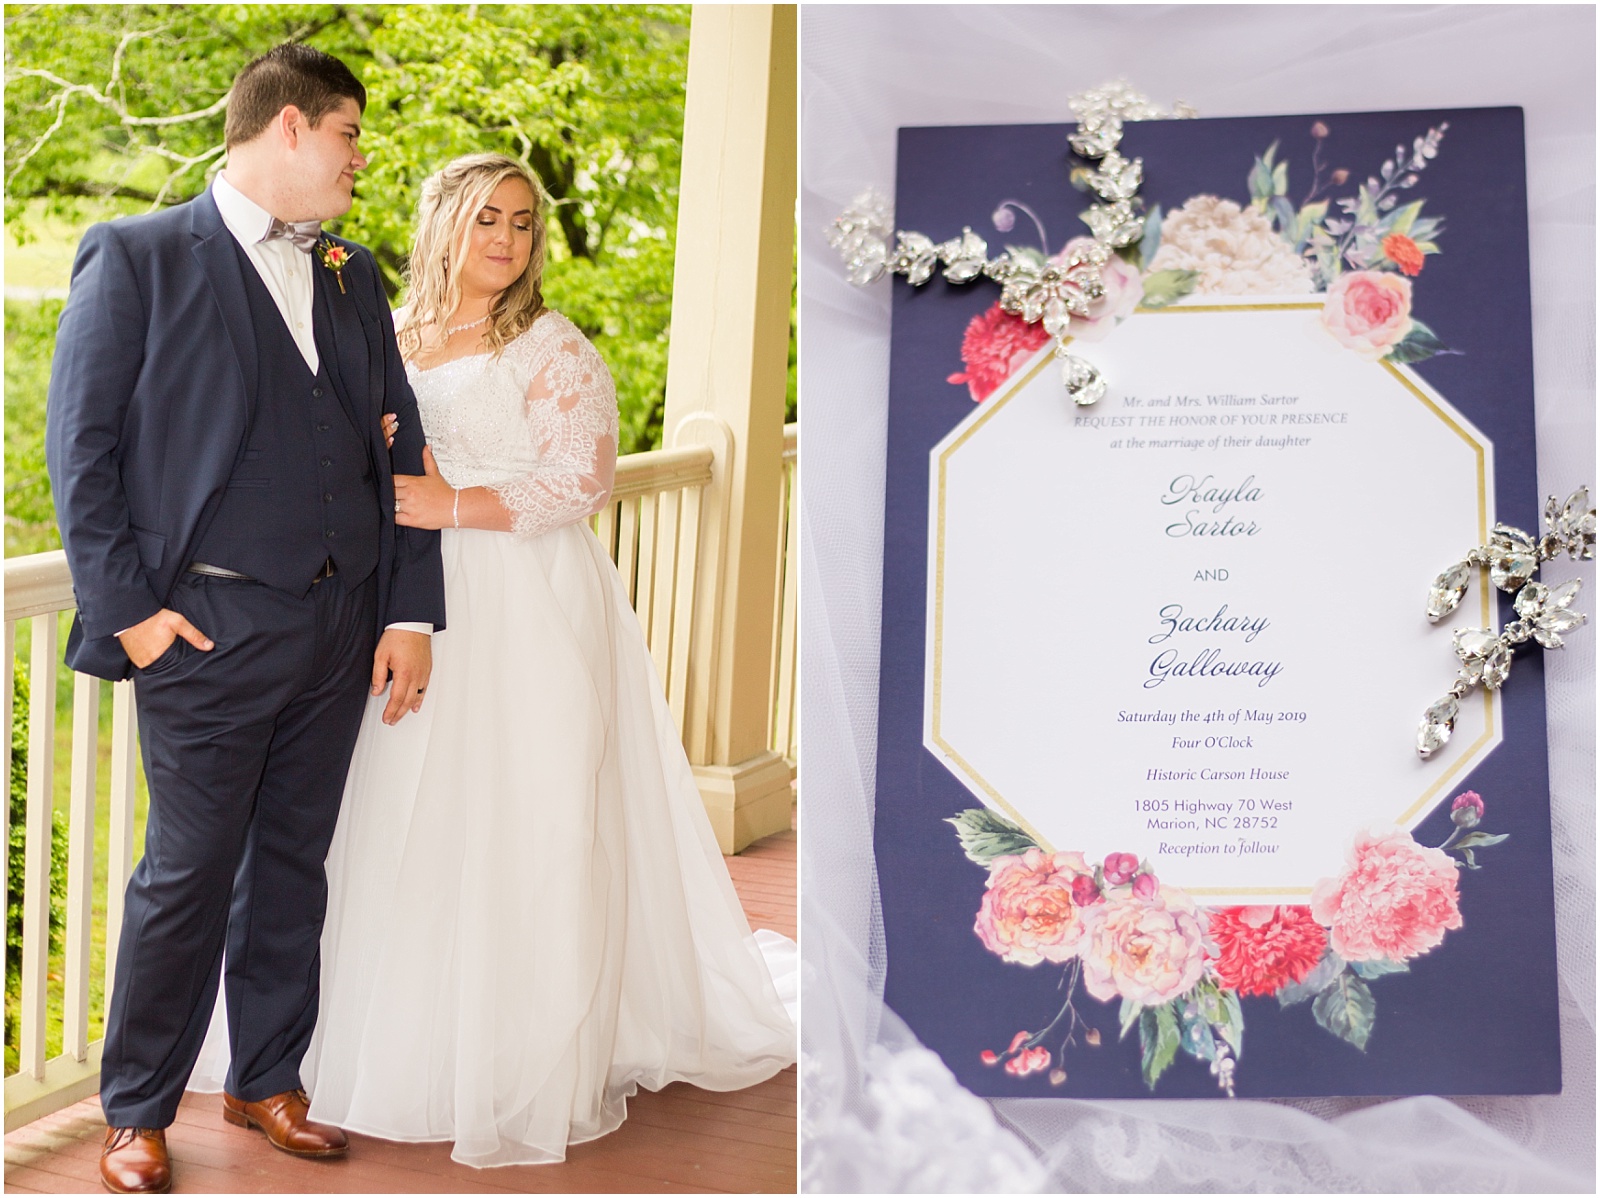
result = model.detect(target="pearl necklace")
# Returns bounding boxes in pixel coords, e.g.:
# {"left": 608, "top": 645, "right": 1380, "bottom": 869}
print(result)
{"left": 445, "top": 314, "right": 490, "bottom": 337}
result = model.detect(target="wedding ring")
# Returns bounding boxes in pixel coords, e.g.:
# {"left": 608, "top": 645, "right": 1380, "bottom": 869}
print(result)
{"left": 394, "top": 500, "right": 402, "bottom": 513}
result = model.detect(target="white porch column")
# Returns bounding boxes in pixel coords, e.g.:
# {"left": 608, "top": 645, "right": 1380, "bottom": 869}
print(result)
{"left": 663, "top": 3, "right": 796, "bottom": 853}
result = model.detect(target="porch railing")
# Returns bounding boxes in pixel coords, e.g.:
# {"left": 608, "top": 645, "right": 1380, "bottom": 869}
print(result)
{"left": 3, "top": 425, "right": 796, "bottom": 1130}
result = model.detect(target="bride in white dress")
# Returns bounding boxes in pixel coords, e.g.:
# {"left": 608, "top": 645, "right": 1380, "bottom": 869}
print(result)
{"left": 192, "top": 152, "right": 796, "bottom": 1167}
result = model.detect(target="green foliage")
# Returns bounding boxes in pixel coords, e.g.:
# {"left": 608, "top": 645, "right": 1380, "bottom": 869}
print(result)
{"left": 5, "top": 661, "right": 71, "bottom": 1052}
{"left": 4, "top": 4, "right": 701, "bottom": 456}
{"left": 1311, "top": 971, "right": 1376, "bottom": 1051}
{"left": 946, "top": 807, "right": 1037, "bottom": 867}
{"left": 1276, "top": 946, "right": 1345, "bottom": 1007}
{"left": 1385, "top": 318, "right": 1451, "bottom": 365}
{"left": 1139, "top": 269, "right": 1199, "bottom": 309}
{"left": 1137, "top": 1001, "right": 1180, "bottom": 1089}
{"left": 5, "top": 300, "right": 65, "bottom": 556}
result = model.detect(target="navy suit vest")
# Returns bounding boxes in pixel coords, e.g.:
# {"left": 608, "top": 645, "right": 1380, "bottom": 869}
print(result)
{"left": 191, "top": 240, "right": 380, "bottom": 594}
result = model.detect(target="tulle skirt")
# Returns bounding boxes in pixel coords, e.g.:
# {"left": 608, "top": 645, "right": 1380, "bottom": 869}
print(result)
{"left": 189, "top": 522, "right": 796, "bottom": 1167}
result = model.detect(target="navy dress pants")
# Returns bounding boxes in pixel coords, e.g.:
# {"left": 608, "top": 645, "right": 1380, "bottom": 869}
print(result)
{"left": 99, "top": 569, "right": 377, "bottom": 1128}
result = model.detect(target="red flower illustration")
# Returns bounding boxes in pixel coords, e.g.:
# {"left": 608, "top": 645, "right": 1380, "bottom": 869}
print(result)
{"left": 947, "top": 302, "right": 1051, "bottom": 403}
{"left": 1209, "top": 905, "right": 1328, "bottom": 997}
{"left": 1382, "top": 233, "right": 1425, "bottom": 277}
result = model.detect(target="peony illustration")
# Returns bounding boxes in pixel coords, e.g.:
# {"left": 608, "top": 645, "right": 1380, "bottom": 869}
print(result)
{"left": 975, "top": 847, "right": 1095, "bottom": 965}
{"left": 947, "top": 302, "right": 1051, "bottom": 402}
{"left": 1079, "top": 884, "right": 1210, "bottom": 1007}
{"left": 1320, "top": 270, "right": 1413, "bottom": 359}
{"left": 1146, "top": 196, "right": 1316, "bottom": 296}
{"left": 1310, "top": 826, "right": 1463, "bottom": 963}
{"left": 1209, "top": 905, "right": 1328, "bottom": 997}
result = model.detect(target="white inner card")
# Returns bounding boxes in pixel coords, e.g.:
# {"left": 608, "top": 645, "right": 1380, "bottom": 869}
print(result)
{"left": 925, "top": 298, "right": 1497, "bottom": 902}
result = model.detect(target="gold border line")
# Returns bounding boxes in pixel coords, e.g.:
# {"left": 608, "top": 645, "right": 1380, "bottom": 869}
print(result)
{"left": 929, "top": 301, "right": 1496, "bottom": 892}
{"left": 1141, "top": 301, "right": 1324, "bottom": 314}
{"left": 933, "top": 350, "right": 1059, "bottom": 850}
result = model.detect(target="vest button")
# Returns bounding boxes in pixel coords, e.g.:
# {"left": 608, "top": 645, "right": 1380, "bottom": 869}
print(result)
{"left": 320, "top": 456, "right": 332, "bottom": 467}
{"left": 316, "top": 422, "right": 330, "bottom": 432}
{"left": 323, "top": 493, "right": 334, "bottom": 504}
{"left": 325, "top": 530, "right": 336, "bottom": 538}
{"left": 313, "top": 387, "right": 324, "bottom": 398}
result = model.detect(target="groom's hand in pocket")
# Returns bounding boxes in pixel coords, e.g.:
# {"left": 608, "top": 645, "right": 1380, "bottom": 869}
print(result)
{"left": 118, "top": 608, "right": 214, "bottom": 669}
{"left": 372, "top": 628, "right": 432, "bottom": 724}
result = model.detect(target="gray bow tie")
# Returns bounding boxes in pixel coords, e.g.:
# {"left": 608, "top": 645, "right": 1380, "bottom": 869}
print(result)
{"left": 261, "top": 216, "right": 322, "bottom": 253}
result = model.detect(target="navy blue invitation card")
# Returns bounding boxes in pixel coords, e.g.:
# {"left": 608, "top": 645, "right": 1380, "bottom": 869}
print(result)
{"left": 875, "top": 108, "right": 1562, "bottom": 1098}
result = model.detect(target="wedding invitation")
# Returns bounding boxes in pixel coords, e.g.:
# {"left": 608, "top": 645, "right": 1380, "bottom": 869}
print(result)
{"left": 875, "top": 107, "right": 1563, "bottom": 1098}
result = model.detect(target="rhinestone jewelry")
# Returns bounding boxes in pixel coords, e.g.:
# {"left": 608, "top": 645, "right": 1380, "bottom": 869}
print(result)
{"left": 827, "top": 81, "right": 1196, "bottom": 406}
{"left": 1416, "top": 486, "right": 1594, "bottom": 757}
{"left": 446, "top": 314, "right": 490, "bottom": 337}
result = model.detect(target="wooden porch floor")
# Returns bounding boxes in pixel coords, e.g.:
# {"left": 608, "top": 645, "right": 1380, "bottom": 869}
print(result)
{"left": 4, "top": 828, "right": 797, "bottom": 1194}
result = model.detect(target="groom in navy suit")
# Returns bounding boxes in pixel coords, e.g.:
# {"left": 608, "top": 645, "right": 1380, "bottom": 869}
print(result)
{"left": 45, "top": 44, "right": 444, "bottom": 1193}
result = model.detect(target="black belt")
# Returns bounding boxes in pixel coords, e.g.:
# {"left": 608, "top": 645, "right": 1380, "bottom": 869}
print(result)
{"left": 188, "top": 559, "right": 338, "bottom": 584}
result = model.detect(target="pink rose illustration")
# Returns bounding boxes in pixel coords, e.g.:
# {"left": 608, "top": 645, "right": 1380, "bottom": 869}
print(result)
{"left": 1320, "top": 270, "right": 1413, "bottom": 359}
{"left": 1050, "top": 237, "right": 1143, "bottom": 343}
{"left": 1079, "top": 885, "right": 1210, "bottom": 1007}
{"left": 947, "top": 303, "right": 1051, "bottom": 402}
{"left": 1102, "top": 852, "right": 1139, "bottom": 886}
{"left": 1310, "top": 826, "right": 1463, "bottom": 963}
{"left": 975, "top": 847, "right": 1095, "bottom": 966}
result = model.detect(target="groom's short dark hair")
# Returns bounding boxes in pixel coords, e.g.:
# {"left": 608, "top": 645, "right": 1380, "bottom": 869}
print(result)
{"left": 225, "top": 43, "right": 367, "bottom": 148}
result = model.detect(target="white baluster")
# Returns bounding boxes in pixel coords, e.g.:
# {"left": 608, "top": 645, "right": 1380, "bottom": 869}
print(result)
{"left": 104, "top": 681, "right": 139, "bottom": 1018}
{"left": 63, "top": 672, "right": 98, "bottom": 1061}
{"left": 20, "top": 615, "right": 58, "bottom": 1080}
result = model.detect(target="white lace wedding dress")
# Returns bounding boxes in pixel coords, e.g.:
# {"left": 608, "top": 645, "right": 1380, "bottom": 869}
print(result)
{"left": 189, "top": 311, "right": 797, "bottom": 1167}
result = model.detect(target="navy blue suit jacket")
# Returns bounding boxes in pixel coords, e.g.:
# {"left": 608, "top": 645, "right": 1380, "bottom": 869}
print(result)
{"left": 45, "top": 186, "right": 446, "bottom": 681}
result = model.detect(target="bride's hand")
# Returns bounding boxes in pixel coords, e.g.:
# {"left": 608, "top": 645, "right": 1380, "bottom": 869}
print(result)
{"left": 382, "top": 413, "right": 398, "bottom": 448}
{"left": 393, "top": 446, "right": 455, "bottom": 529}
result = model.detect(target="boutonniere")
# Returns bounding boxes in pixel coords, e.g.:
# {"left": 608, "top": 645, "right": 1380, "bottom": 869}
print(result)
{"left": 317, "top": 237, "right": 351, "bottom": 294}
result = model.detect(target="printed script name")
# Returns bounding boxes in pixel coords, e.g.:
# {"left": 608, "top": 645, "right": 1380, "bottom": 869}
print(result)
{"left": 1144, "top": 602, "right": 1283, "bottom": 689}
{"left": 1160, "top": 473, "right": 1262, "bottom": 539}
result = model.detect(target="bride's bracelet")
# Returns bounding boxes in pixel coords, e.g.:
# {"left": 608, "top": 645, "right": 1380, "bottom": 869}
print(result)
{"left": 453, "top": 486, "right": 461, "bottom": 529}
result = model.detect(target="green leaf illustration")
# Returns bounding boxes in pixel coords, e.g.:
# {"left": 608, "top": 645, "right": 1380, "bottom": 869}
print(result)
{"left": 1119, "top": 997, "right": 1142, "bottom": 1040}
{"left": 1178, "top": 1005, "right": 1217, "bottom": 1063}
{"left": 1004, "top": 245, "right": 1048, "bottom": 271}
{"left": 1380, "top": 199, "right": 1424, "bottom": 237}
{"left": 1355, "top": 183, "right": 1381, "bottom": 227}
{"left": 1409, "top": 215, "right": 1444, "bottom": 243}
{"left": 1450, "top": 831, "right": 1510, "bottom": 851}
{"left": 945, "top": 807, "right": 1037, "bottom": 867}
{"left": 1203, "top": 986, "right": 1244, "bottom": 1058}
{"left": 1248, "top": 141, "right": 1281, "bottom": 207}
{"left": 1385, "top": 318, "right": 1452, "bottom": 364}
{"left": 1293, "top": 200, "right": 1330, "bottom": 249}
{"left": 1350, "top": 958, "right": 1410, "bottom": 980}
{"left": 1277, "top": 948, "right": 1345, "bottom": 1007}
{"left": 1137, "top": 202, "right": 1163, "bottom": 269}
{"left": 1269, "top": 195, "right": 1297, "bottom": 240}
{"left": 1312, "top": 972, "right": 1376, "bottom": 1051}
{"left": 1139, "top": 1003, "right": 1181, "bottom": 1089}
{"left": 1140, "top": 269, "right": 1200, "bottom": 309}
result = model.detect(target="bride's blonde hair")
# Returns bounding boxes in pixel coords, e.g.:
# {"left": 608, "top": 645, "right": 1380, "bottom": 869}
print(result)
{"left": 396, "top": 152, "right": 548, "bottom": 359}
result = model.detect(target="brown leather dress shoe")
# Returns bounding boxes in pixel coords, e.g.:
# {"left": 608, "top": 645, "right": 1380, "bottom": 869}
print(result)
{"left": 221, "top": 1088, "right": 348, "bottom": 1157}
{"left": 100, "top": 1126, "right": 171, "bottom": 1194}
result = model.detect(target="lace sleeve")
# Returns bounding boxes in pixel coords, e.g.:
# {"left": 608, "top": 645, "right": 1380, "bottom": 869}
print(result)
{"left": 488, "top": 316, "right": 619, "bottom": 541}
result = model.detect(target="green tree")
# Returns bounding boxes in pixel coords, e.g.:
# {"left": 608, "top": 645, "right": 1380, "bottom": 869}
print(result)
{"left": 4, "top": 4, "right": 690, "bottom": 454}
